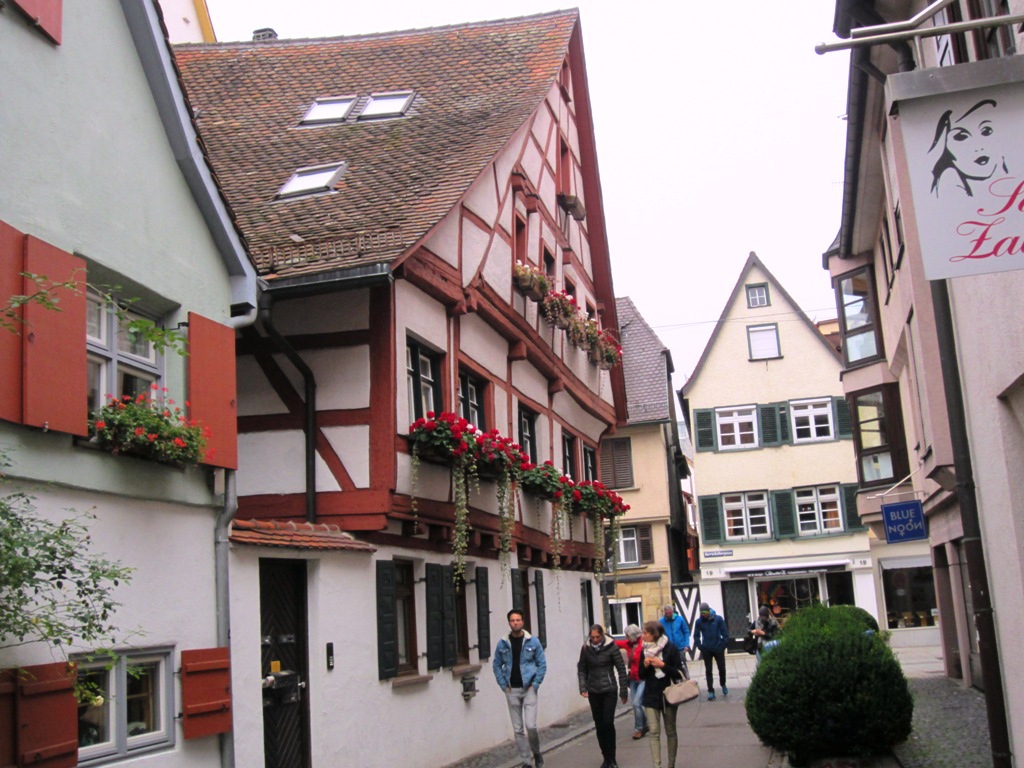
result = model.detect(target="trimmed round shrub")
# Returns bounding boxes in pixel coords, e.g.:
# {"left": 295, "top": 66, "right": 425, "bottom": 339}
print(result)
{"left": 745, "top": 606, "right": 911, "bottom": 765}
{"left": 781, "top": 603, "right": 879, "bottom": 636}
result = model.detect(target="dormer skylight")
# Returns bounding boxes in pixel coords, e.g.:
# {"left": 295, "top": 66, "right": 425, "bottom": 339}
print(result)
{"left": 301, "top": 96, "right": 357, "bottom": 124}
{"left": 276, "top": 163, "right": 346, "bottom": 199}
{"left": 358, "top": 91, "right": 414, "bottom": 119}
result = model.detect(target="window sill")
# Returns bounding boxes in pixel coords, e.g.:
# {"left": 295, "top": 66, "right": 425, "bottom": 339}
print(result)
{"left": 391, "top": 672, "right": 433, "bottom": 688}
{"left": 450, "top": 663, "right": 482, "bottom": 678}
{"left": 748, "top": 355, "right": 783, "bottom": 362}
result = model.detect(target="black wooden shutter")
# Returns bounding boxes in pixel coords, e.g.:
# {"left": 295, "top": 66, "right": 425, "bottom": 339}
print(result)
{"left": 476, "top": 567, "right": 491, "bottom": 660}
{"left": 842, "top": 483, "right": 864, "bottom": 530}
{"left": 694, "top": 409, "right": 717, "bottom": 451}
{"left": 834, "top": 397, "right": 853, "bottom": 438}
{"left": 376, "top": 561, "right": 398, "bottom": 680}
{"left": 535, "top": 571, "right": 547, "bottom": 648}
{"left": 511, "top": 568, "right": 524, "bottom": 614}
{"left": 758, "top": 404, "right": 780, "bottom": 446}
{"left": 425, "top": 564, "right": 445, "bottom": 670}
{"left": 698, "top": 495, "right": 724, "bottom": 544}
{"left": 638, "top": 525, "right": 654, "bottom": 563}
{"left": 771, "top": 490, "right": 797, "bottom": 538}
{"left": 442, "top": 565, "right": 457, "bottom": 667}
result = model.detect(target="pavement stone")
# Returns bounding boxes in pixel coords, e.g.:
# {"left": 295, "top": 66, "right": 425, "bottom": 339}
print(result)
{"left": 445, "top": 646, "right": 996, "bottom": 768}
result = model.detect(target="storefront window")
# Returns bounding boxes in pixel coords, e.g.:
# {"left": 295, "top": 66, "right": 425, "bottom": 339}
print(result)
{"left": 882, "top": 565, "right": 937, "bottom": 629}
{"left": 755, "top": 577, "right": 820, "bottom": 622}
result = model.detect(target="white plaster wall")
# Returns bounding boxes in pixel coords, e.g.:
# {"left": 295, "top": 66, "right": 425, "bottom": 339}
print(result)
{"left": 236, "top": 356, "right": 287, "bottom": 416}
{"left": 463, "top": 169, "right": 500, "bottom": 235}
{"left": 396, "top": 282, "right": 449, "bottom": 427}
{"left": 238, "top": 431, "right": 340, "bottom": 495}
{"left": 424, "top": 206, "right": 461, "bottom": 267}
{"left": 461, "top": 314, "right": 510, "bottom": 379}
{"left": 322, "top": 425, "right": 370, "bottom": 488}
{"left": 483, "top": 228, "right": 513, "bottom": 298}
{"left": 495, "top": 130, "right": 524, "bottom": 197}
{"left": 396, "top": 451, "right": 454, "bottom": 501}
{"left": 272, "top": 290, "right": 369, "bottom": 335}
{"left": 512, "top": 363, "right": 549, "bottom": 410}
{"left": 279, "top": 346, "right": 371, "bottom": 411}
{"left": 521, "top": 139, "right": 546, "bottom": 193}
{"left": 533, "top": 106, "right": 553, "bottom": 159}
{"left": 228, "top": 547, "right": 600, "bottom": 768}
{"left": 551, "top": 391, "right": 606, "bottom": 443}
{"left": 462, "top": 217, "right": 493, "bottom": 287}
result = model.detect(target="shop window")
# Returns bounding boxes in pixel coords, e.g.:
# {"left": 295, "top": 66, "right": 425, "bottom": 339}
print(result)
{"left": 882, "top": 562, "right": 937, "bottom": 629}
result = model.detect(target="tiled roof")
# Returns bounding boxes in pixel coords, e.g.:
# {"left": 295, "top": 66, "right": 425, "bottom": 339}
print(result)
{"left": 616, "top": 297, "right": 672, "bottom": 424}
{"left": 174, "top": 11, "right": 578, "bottom": 281}
{"left": 230, "top": 518, "right": 376, "bottom": 551}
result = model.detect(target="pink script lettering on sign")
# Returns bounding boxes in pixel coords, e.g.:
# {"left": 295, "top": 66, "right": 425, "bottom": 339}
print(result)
{"left": 952, "top": 177, "right": 1024, "bottom": 263}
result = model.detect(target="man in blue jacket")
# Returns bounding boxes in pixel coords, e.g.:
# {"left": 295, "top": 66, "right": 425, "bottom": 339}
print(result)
{"left": 659, "top": 603, "right": 691, "bottom": 658}
{"left": 693, "top": 602, "right": 730, "bottom": 701}
{"left": 494, "top": 609, "right": 547, "bottom": 768}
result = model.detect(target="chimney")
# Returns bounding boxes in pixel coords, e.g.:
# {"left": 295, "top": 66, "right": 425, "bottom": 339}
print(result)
{"left": 252, "top": 28, "right": 278, "bottom": 42}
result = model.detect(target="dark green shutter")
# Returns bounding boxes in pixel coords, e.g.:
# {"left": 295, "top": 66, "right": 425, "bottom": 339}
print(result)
{"left": 842, "top": 483, "right": 864, "bottom": 530}
{"left": 834, "top": 397, "right": 853, "bottom": 439}
{"left": 638, "top": 524, "right": 654, "bottom": 563}
{"left": 778, "top": 404, "right": 791, "bottom": 443}
{"left": 511, "top": 568, "right": 524, "bottom": 613}
{"left": 771, "top": 490, "right": 797, "bottom": 538}
{"left": 376, "top": 561, "right": 398, "bottom": 680}
{"left": 425, "top": 563, "right": 444, "bottom": 670}
{"left": 441, "top": 565, "right": 457, "bottom": 667}
{"left": 694, "top": 409, "right": 717, "bottom": 451}
{"left": 476, "top": 567, "right": 491, "bottom": 660}
{"left": 758, "top": 404, "right": 780, "bottom": 446}
{"left": 535, "top": 571, "right": 547, "bottom": 648}
{"left": 698, "top": 495, "right": 724, "bottom": 544}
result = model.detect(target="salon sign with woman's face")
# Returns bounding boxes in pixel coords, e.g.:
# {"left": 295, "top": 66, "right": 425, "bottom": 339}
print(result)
{"left": 899, "top": 81, "right": 1024, "bottom": 279}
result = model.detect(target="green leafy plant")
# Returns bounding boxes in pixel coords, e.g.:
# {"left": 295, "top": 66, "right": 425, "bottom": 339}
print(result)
{"left": 746, "top": 604, "right": 912, "bottom": 765}
{"left": 90, "top": 386, "right": 208, "bottom": 466}
{"left": 513, "top": 262, "right": 551, "bottom": 300}
{"left": 541, "top": 289, "right": 578, "bottom": 328}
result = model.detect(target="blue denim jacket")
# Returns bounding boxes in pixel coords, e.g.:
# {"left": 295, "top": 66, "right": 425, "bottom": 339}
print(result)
{"left": 493, "top": 631, "right": 547, "bottom": 690}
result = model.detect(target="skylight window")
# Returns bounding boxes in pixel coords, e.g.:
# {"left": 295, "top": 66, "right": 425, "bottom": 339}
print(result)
{"left": 277, "top": 163, "right": 346, "bottom": 199}
{"left": 358, "top": 91, "right": 413, "bottom": 119}
{"left": 301, "top": 96, "right": 357, "bottom": 124}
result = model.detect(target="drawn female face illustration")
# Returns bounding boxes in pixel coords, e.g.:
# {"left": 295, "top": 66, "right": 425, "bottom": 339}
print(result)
{"left": 947, "top": 102, "right": 1002, "bottom": 182}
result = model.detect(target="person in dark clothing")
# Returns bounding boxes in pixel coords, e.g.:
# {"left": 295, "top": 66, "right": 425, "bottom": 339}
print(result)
{"left": 577, "top": 624, "right": 628, "bottom": 768}
{"left": 751, "top": 605, "right": 779, "bottom": 665}
{"left": 640, "top": 621, "right": 685, "bottom": 768}
{"left": 693, "top": 602, "right": 730, "bottom": 700}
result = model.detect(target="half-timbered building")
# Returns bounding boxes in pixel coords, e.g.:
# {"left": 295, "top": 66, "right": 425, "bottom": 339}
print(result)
{"left": 176, "top": 11, "right": 625, "bottom": 767}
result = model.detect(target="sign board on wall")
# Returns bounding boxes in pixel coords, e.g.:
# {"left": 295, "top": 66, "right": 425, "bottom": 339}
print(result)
{"left": 894, "top": 64, "right": 1024, "bottom": 280}
{"left": 881, "top": 500, "right": 927, "bottom": 543}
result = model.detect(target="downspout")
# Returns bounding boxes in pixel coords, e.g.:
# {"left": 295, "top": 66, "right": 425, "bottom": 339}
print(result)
{"left": 258, "top": 290, "right": 317, "bottom": 523}
{"left": 931, "top": 281, "right": 1012, "bottom": 767}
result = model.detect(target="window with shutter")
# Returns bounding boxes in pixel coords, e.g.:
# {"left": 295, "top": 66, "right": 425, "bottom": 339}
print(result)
{"left": 638, "top": 525, "right": 654, "bottom": 563}
{"left": 599, "top": 437, "right": 633, "bottom": 488}
{"left": 698, "top": 495, "right": 724, "bottom": 544}
{"left": 535, "top": 572, "right": 547, "bottom": 648}
{"left": 376, "top": 561, "right": 398, "bottom": 680}
{"left": 758, "top": 404, "right": 780, "bottom": 446}
{"left": 771, "top": 490, "right": 798, "bottom": 538}
{"left": 425, "top": 563, "right": 445, "bottom": 670}
{"left": 188, "top": 313, "right": 238, "bottom": 469}
{"left": 0, "top": 221, "right": 25, "bottom": 425}
{"left": 693, "top": 409, "right": 717, "bottom": 451}
{"left": 842, "top": 483, "right": 865, "bottom": 530}
{"left": 476, "top": 567, "right": 491, "bottom": 660}
{"left": 834, "top": 396, "right": 853, "bottom": 438}
{"left": 11, "top": 662, "right": 77, "bottom": 768}
{"left": 180, "top": 647, "right": 232, "bottom": 740}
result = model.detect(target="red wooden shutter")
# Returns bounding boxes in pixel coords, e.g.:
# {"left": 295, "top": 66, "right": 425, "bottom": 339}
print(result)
{"left": 180, "top": 647, "right": 232, "bottom": 739}
{"left": 16, "top": 662, "right": 78, "bottom": 768}
{"left": 10, "top": 0, "right": 63, "bottom": 45}
{"left": 0, "top": 669, "right": 16, "bottom": 767}
{"left": 0, "top": 221, "right": 25, "bottom": 425}
{"left": 22, "top": 237, "right": 87, "bottom": 436}
{"left": 187, "top": 313, "right": 237, "bottom": 469}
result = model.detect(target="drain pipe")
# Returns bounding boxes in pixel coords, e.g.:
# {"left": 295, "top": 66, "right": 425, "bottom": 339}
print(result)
{"left": 258, "top": 290, "right": 317, "bottom": 522}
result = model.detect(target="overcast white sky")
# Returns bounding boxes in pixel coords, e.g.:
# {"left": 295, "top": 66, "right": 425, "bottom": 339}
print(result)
{"left": 203, "top": 1, "right": 851, "bottom": 391}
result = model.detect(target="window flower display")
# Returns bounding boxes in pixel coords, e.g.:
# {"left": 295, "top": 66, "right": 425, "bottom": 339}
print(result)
{"left": 513, "top": 262, "right": 550, "bottom": 302}
{"left": 89, "top": 386, "right": 207, "bottom": 466}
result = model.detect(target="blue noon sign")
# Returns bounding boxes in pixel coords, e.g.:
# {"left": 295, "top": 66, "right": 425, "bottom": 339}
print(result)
{"left": 881, "top": 500, "right": 927, "bottom": 543}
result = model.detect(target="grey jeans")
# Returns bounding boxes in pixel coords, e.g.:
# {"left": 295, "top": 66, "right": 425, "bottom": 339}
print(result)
{"left": 505, "top": 686, "right": 540, "bottom": 761}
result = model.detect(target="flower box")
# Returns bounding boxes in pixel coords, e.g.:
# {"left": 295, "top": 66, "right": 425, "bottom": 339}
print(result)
{"left": 513, "top": 263, "right": 550, "bottom": 302}
{"left": 90, "top": 388, "right": 207, "bottom": 466}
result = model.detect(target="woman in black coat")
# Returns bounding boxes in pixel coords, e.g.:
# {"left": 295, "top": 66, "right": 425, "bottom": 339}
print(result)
{"left": 640, "top": 621, "right": 685, "bottom": 768}
{"left": 577, "top": 624, "right": 628, "bottom": 768}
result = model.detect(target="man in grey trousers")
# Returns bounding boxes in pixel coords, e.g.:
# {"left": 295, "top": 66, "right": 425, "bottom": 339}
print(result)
{"left": 493, "top": 609, "right": 547, "bottom": 768}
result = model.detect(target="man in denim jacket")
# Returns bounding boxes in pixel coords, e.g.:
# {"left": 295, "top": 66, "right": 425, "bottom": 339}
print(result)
{"left": 494, "top": 609, "right": 547, "bottom": 768}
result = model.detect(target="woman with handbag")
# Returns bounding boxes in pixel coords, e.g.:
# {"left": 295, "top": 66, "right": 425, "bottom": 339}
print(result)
{"left": 640, "top": 621, "right": 685, "bottom": 768}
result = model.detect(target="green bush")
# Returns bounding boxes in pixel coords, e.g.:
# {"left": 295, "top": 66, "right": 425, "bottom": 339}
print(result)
{"left": 746, "top": 605, "right": 911, "bottom": 765}
{"left": 781, "top": 603, "right": 880, "bottom": 637}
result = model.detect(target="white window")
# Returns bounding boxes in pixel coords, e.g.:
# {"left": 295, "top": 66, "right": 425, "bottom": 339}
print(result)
{"left": 795, "top": 485, "right": 843, "bottom": 535}
{"left": 358, "top": 91, "right": 413, "bottom": 119}
{"left": 747, "top": 324, "right": 780, "bottom": 360}
{"left": 607, "top": 597, "right": 643, "bottom": 637}
{"left": 716, "top": 406, "right": 758, "bottom": 449}
{"left": 618, "top": 527, "right": 639, "bottom": 566}
{"left": 791, "top": 398, "right": 834, "bottom": 442}
{"left": 746, "top": 284, "right": 769, "bottom": 307}
{"left": 723, "top": 491, "right": 771, "bottom": 540}
{"left": 76, "top": 649, "right": 175, "bottom": 763}
{"left": 87, "top": 293, "right": 161, "bottom": 409}
{"left": 277, "top": 163, "right": 346, "bottom": 198}
{"left": 301, "top": 96, "right": 356, "bottom": 124}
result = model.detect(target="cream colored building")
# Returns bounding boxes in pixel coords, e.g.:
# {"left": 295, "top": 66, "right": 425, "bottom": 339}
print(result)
{"left": 602, "top": 298, "right": 692, "bottom": 632}
{"left": 682, "top": 253, "right": 930, "bottom": 648}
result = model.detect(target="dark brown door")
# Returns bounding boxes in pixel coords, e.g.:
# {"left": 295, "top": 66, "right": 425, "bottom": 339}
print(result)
{"left": 260, "top": 559, "right": 310, "bottom": 768}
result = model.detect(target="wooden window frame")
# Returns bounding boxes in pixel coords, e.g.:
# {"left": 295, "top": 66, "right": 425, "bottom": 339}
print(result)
{"left": 394, "top": 561, "right": 419, "bottom": 675}
{"left": 850, "top": 384, "right": 910, "bottom": 489}
{"left": 518, "top": 405, "right": 538, "bottom": 464}
{"left": 407, "top": 339, "right": 442, "bottom": 423}
{"left": 561, "top": 431, "right": 577, "bottom": 480}
{"left": 458, "top": 370, "right": 486, "bottom": 431}
{"left": 835, "top": 266, "right": 884, "bottom": 369}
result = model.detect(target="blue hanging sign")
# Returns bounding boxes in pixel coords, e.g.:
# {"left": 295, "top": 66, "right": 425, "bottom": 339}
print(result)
{"left": 881, "top": 500, "right": 927, "bottom": 543}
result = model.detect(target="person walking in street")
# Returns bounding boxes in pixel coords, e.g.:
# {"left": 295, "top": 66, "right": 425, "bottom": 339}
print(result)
{"left": 577, "top": 623, "right": 628, "bottom": 768}
{"left": 751, "top": 605, "right": 779, "bottom": 666}
{"left": 640, "top": 621, "right": 685, "bottom": 768}
{"left": 658, "top": 603, "right": 690, "bottom": 659}
{"left": 693, "top": 602, "right": 730, "bottom": 701}
{"left": 493, "top": 609, "right": 547, "bottom": 768}
{"left": 614, "top": 624, "right": 648, "bottom": 739}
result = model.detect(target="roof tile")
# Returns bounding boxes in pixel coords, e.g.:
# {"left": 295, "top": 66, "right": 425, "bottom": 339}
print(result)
{"left": 230, "top": 518, "right": 376, "bottom": 551}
